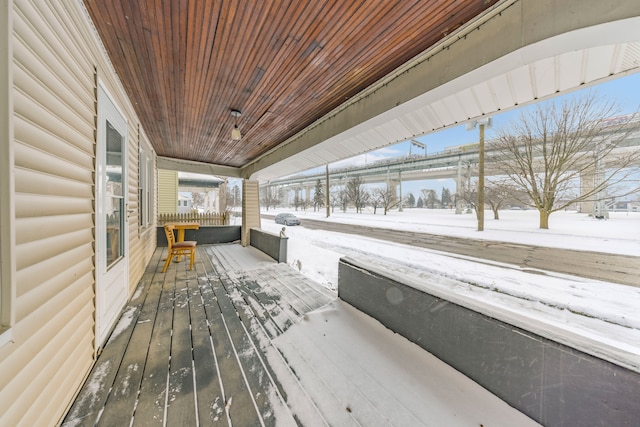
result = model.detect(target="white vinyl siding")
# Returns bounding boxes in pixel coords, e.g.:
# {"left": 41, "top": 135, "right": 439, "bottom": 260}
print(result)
{"left": 0, "top": 0, "right": 156, "bottom": 425}
{"left": 129, "top": 131, "right": 156, "bottom": 293}
{"left": 242, "top": 179, "right": 261, "bottom": 246}
{"left": 2, "top": 0, "right": 96, "bottom": 425}
{"left": 158, "top": 169, "right": 179, "bottom": 214}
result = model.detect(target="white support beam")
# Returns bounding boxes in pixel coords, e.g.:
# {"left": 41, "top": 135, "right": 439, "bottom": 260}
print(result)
{"left": 158, "top": 156, "right": 242, "bottom": 178}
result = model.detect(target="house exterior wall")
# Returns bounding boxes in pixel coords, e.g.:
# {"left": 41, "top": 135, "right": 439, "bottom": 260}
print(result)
{"left": 158, "top": 169, "right": 178, "bottom": 214}
{"left": 241, "top": 180, "right": 261, "bottom": 246}
{"left": 177, "top": 193, "right": 193, "bottom": 213}
{"left": 0, "top": 1, "right": 156, "bottom": 425}
{"left": 203, "top": 188, "right": 220, "bottom": 213}
{"left": 129, "top": 126, "right": 157, "bottom": 295}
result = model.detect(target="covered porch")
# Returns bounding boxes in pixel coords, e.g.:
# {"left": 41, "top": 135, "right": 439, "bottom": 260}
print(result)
{"left": 62, "top": 244, "right": 539, "bottom": 426}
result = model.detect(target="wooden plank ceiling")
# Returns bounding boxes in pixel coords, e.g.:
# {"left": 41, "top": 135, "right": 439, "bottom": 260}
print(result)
{"left": 83, "top": 0, "right": 498, "bottom": 172}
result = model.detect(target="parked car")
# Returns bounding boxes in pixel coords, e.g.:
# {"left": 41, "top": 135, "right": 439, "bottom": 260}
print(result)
{"left": 275, "top": 213, "right": 301, "bottom": 226}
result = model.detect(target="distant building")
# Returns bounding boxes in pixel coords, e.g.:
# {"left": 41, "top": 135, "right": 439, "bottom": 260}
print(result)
{"left": 177, "top": 192, "right": 193, "bottom": 213}
{"left": 610, "top": 200, "right": 640, "bottom": 212}
{"left": 158, "top": 170, "right": 224, "bottom": 214}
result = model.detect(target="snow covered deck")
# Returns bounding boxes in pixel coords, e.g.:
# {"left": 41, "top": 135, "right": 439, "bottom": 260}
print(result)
{"left": 63, "top": 243, "right": 539, "bottom": 426}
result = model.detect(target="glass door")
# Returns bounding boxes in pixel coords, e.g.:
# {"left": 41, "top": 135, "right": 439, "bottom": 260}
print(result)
{"left": 96, "top": 84, "right": 129, "bottom": 348}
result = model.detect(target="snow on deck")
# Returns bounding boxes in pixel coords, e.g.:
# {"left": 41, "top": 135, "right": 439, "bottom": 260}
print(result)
{"left": 63, "top": 243, "right": 540, "bottom": 426}
{"left": 275, "top": 299, "right": 540, "bottom": 426}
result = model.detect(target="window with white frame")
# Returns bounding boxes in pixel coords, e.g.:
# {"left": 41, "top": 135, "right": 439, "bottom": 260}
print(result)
{"left": 138, "top": 146, "right": 153, "bottom": 229}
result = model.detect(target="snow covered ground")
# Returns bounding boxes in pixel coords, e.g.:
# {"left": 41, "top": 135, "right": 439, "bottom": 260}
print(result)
{"left": 259, "top": 208, "right": 640, "bottom": 370}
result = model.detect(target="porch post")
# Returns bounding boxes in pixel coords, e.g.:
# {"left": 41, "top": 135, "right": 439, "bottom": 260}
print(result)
{"left": 219, "top": 180, "right": 227, "bottom": 214}
{"left": 241, "top": 179, "right": 261, "bottom": 246}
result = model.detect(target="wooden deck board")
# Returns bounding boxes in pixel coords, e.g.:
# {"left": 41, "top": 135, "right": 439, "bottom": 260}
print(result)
{"left": 166, "top": 267, "right": 198, "bottom": 426}
{"left": 211, "top": 276, "right": 280, "bottom": 425}
{"left": 65, "top": 243, "right": 542, "bottom": 427}
{"left": 232, "top": 280, "right": 285, "bottom": 339}
{"left": 61, "top": 244, "right": 332, "bottom": 427}
{"left": 262, "top": 265, "right": 334, "bottom": 311}
{"left": 62, "top": 250, "right": 161, "bottom": 426}
{"left": 219, "top": 273, "right": 291, "bottom": 395}
{"left": 197, "top": 265, "right": 262, "bottom": 426}
{"left": 242, "top": 280, "right": 296, "bottom": 335}
{"left": 190, "top": 274, "right": 227, "bottom": 425}
{"left": 131, "top": 262, "right": 176, "bottom": 426}
{"left": 98, "top": 264, "right": 164, "bottom": 425}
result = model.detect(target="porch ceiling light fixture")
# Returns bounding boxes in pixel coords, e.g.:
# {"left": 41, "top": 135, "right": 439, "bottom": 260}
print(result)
{"left": 231, "top": 109, "right": 242, "bottom": 140}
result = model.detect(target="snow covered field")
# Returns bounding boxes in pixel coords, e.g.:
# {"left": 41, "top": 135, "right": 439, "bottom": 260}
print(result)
{"left": 260, "top": 208, "right": 640, "bottom": 370}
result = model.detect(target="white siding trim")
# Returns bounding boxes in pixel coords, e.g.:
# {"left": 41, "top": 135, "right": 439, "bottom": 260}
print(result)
{"left": 0, "top": 0, "right": 16, "bottom": 334}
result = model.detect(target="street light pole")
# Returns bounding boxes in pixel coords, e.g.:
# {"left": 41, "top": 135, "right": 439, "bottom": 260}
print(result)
{"left": 410, "top": 139, "right": 426, "bottom": 157}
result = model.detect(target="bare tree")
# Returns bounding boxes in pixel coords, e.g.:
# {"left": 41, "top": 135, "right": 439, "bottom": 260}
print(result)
{"left": 421, "top": 188, "right": 440, "bottom": 209}
{"left": 346, "top": 176, "right": 369, "bottom": 213}
{"left": 485, "top": 178, "right": 523, "bottom": 220}
{"left": 191, "top": 192, "right": 205, "bottom": 210}
{"left": 371, "top": 184, "right": 398, "bottom": 215}
{"left": 329, "top": 185, "right": 341, "bottom": 213}
{"left": 370, "top": 189, "right": 382, "bottom": 214}
{"left": 226, "top": 183, "right": 241, "bottom": 208}
{"left": 459, "top": 178, "right": 479, "bottom": 215}
{"left": 493, "top": 92, "right": 640, "bottom": 228}
{"left": 260, "top": 185, "right": 281, "bottom": 211}
{"left": 292, "top": 192, "right": 303, "bottom": 211}
{"left": 339, "top": 187, "right": 349, "bottom": 212}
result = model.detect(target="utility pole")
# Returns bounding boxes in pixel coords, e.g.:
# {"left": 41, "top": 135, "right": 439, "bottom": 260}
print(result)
{"left": 398, "top": 170, "right": 403, "bottom": 212}
{"left": 466, "top": 117, "right": 492, "bottom": 231}
{"left": 478, "top": 123, "right": 485, "bottom": 231}
{"left": 455, "top": 157, "right": 463, "bottom": 214}
{"left": 325, "top": 164, "right": 330, "bottom": 218}
{"left": 593, "top": 140, "right": 609, "bottom": 219}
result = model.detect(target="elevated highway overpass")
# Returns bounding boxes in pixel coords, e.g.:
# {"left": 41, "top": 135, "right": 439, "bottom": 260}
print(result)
{"left": 261, "top": 119, "right": 640, "bottom": 202}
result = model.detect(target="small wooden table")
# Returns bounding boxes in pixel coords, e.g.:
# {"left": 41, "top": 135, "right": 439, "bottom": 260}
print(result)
{"left": 168, "top": 222, "right": 200, "bottom": 242}
{"left": 166, "top": 222, "right": 199, "bottom": 261}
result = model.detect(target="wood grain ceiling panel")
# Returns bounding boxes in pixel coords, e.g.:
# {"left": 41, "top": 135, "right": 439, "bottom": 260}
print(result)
{"left": 83, "top": 0, "right": 498, "bottom": 171}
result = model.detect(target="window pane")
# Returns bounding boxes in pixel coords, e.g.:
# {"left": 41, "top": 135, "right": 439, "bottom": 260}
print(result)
{"left": 106, "top": 121, "right": 124, "bottom": 267}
